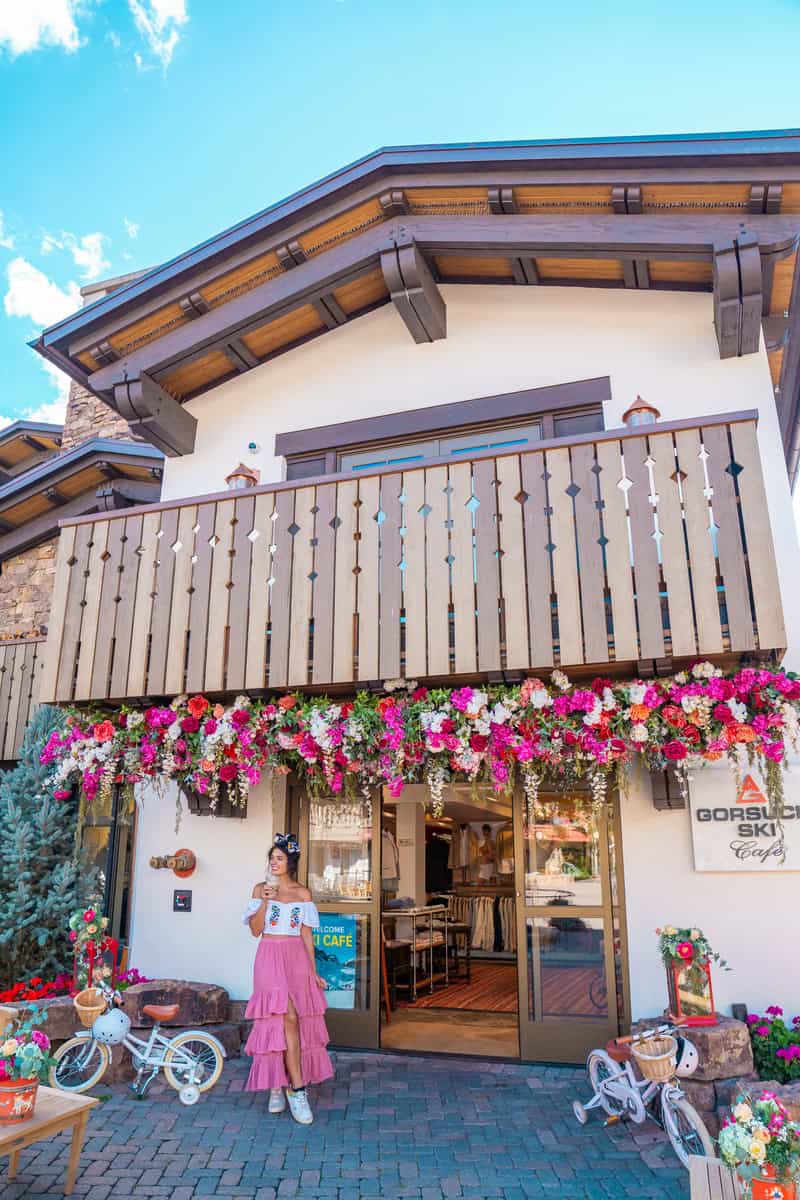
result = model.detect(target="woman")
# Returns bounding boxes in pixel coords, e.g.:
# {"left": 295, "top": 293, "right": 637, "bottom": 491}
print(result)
{"left": 477, "top": 823, "right": 497, "bottom": 885}
{"left": 242, "top": 833, "right": 333, "bottom": 1124}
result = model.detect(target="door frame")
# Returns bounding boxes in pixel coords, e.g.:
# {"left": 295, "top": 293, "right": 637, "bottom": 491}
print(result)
{"left": 513, "top": 785, "right": 630, "bottom": 1062}
{"left": 289, "top": 782, "right": 381, "bottom": 1049}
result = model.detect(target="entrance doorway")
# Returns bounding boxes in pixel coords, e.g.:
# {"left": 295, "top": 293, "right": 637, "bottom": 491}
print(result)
{"left": 289, "top": 780, "right": 628, "bottom": 1063}
{"left": 380, "top": 784, "right": 519, "bottom": 1058}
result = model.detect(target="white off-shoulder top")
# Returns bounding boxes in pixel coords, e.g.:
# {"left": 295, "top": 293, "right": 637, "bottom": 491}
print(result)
{"left": 242, "top": 897, "right": 321, "bottom": 937}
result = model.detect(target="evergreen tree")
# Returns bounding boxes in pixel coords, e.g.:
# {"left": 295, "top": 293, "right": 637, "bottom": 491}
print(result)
{"left": 0, "top": 706, "right": 96, "bottom": 987}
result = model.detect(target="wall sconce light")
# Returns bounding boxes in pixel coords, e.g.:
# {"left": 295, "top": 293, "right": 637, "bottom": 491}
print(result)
{"left": 622, "top": 395, "right": 661, "bottom": 428}
{"left": 149, "top": 849, "right": 197, "bottom": 878}
{"left": 225, "top": 462, "right": 260, "bottom": 490}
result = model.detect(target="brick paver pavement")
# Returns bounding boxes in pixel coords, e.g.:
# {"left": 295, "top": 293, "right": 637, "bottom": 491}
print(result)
{"left": 2, "top": 1052, "right": 690, "bottom": 1200}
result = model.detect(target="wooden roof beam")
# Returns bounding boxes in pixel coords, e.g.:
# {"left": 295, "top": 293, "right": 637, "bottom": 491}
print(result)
{"left": 179, "top": 292, "right": 211, "bottom": 319}
{"left": 225, "top": 338, "right": 260, "bottom": 371}
{"left": 713, "top": 234, "right": 763, "bottom": 359}
{"left": 113, "top": 373, "right": 197, "bottom": 457}
{"left": 488, "top": 187, "right": 517, "bottom": 215}
{"left": 84, "top": 215, "right": 799, "bottom": 394}
{"left": 380, "top": 242, "right": 446, "bottom": 343}
{"left": 95, "top": 479, "right": 162, "bottom": 511}
{"left": 379, "top": 190, "right": 409, "bottom": 217}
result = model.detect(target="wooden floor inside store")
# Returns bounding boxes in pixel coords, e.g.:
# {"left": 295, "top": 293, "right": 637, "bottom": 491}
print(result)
{"left": 380, "top": 1008, "right": 520, "bottom": 1057}
{"left": 396, "top": 961, "right": 518, "bottom": 1013}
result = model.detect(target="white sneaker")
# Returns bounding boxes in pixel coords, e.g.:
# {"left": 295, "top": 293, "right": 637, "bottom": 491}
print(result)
{"left": 286, "top": 1087, "right": 313, "bottom": 1125}
{"left": 268, "top": 1088, "right": 286, "bottom": 1114}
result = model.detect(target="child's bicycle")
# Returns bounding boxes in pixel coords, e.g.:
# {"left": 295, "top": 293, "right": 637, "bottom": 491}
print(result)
{"left": 50, "top": 982, "right": 226, "bottom": 1105}
{"left": 572, "top": 1023, "right": 714, "bottom": 1169}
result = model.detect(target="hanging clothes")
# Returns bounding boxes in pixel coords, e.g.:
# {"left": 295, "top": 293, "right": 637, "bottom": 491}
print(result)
{"left": 381, "top": 829, "right": 400, "bottom": 890}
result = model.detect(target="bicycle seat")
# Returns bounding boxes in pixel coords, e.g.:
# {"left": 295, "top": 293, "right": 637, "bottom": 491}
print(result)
{"left": 606, "top": 1039, "right": 632, "bottom": 1063}
{"left": 142, "top": 1003, "right": 180, "bottom": 1022}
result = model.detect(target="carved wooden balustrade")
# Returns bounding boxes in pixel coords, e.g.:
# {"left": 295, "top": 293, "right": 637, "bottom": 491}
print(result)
{"left": 38, "top": 411, "right": 785, "bottom": 704}
{"left": 0, "top": 636, "right": 46, "bottom": 757}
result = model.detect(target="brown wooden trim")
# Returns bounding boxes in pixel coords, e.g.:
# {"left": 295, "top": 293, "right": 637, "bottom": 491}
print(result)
{"left": 113, "top": 374, "right": 197, "bottom": 457}
{"left": 57, "top": 408, "right": 760, "bottom": 529}
{"left": 84, "top": 214, "right": 800, "bottom": 395}
{"left": 380, "top": 242, "right": 446, "bottom": 343}
{"left": 275, "top": 377, "right": 611, "bottom": 460}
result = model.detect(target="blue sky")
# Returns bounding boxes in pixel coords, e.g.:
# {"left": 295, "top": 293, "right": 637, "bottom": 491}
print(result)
{"left": 1, "top": 0, "right": 800, "bottom": 427}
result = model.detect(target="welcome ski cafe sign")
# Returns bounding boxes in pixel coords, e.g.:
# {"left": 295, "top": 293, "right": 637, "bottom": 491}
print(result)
{"left": 690, "top": 771, "right": 800, "bottom": 871}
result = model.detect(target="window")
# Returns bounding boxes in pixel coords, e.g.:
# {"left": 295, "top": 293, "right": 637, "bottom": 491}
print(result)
{"left": 277, "top": 379, "right": 609, "bottom": 482}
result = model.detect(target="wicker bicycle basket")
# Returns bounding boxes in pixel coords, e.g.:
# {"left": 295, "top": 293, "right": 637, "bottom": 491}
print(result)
{"left": 73, "top": 988, "right": 107, "bottom": 1029}
{"left": 631, "top": 1035, "right": 678, "bottom": 1082}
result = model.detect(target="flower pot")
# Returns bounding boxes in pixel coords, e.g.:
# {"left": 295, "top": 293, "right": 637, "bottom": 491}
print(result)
{"left": 742, "top": 1166, "right": 797, "bottom": 1200}
{"left": 666, "top": 956, "right": 716, "bottom": 1026}
{"left": 180, "top": 781, "right": 247, "bottom": 819}
{"left": 0, "top": 1077, "right": 39, "bottom": 1124}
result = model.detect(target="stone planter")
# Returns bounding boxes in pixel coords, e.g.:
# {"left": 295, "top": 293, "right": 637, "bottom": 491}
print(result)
{"left": 0, "top": 1077, "right": 39, "bottom": 1124}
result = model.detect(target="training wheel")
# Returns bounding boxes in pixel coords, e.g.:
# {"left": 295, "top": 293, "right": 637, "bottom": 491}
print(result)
{"left": 572, "top": 1100, "right": 588, "bottom": 1125}
{"left": 179, "top": 1084, "right": 200, "bottom": 1106}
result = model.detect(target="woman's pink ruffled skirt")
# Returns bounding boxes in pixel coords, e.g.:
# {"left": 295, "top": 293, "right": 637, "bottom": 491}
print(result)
{"left": 244, "top": 937, "right": 334, "bottom": 1091}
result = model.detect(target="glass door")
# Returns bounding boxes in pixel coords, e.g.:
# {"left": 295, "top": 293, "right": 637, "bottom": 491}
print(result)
{"left": 290, "top": 783, "right": 381, "bottom": 1049}
{"left": 513, "top": 788, "right": 629, "bottom": 1063}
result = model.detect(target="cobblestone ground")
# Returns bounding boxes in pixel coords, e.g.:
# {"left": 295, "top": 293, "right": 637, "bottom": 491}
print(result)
{"left": 3, "top": 1053, "right": 690, "bottom": 1200}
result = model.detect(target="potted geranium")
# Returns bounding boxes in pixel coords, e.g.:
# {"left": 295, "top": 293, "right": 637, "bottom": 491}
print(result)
{"left": 0, "top": 1007, "right": 55, "bottom": 1124}
{"left": 719, "top": 1091, "right": 800, "bottom": 1199}
{"left": 657, "top": 925, "right": 728, "bottom": 1026}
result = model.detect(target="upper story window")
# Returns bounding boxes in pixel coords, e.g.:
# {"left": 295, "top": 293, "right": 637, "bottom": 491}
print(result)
{"left": 277, "top": 378, "right": 610, "bottom": 483}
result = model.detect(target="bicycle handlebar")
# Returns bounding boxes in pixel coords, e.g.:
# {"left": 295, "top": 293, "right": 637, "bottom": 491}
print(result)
{"left": 615, "top": 1023, "right": 687, "bottom": 1045}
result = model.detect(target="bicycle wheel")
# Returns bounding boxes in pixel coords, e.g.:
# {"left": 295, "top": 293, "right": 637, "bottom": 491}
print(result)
{"left": 661, "top": 1093, "right": 714, "bottom": 1169}
{"left": 163, "top": 1032, "right": 224, "bottom": 1094}
{"left": 50, "top": 1036, "right": 111, "bottom": 1092}
{"left": 587, "top": 1050, "right": 626, "bottom": 1117}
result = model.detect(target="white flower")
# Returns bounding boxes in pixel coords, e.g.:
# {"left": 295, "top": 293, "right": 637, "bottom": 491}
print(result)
{"left": 491, "top": 703, "right": 511, "bottom": 724}
{"left": 126, "top": 710, "right": 144, "bottom": 728}
{"left": 628, "top": 683, "right": 647, "bottom": 705}
{"left": 466, "top": 691, "right": 488, "bottom": 717}
{"left": 692, "top": 661, "right": 721, "bottom": 679}
{"left": 167, "top": 720, "right": 182, "bottom": 741}
{"left": 728, "top": 699, "right": 748, "bottom": 723}
{"left": 631, "top": 725, "right": 649, "bottom": 743}
{"left": 234, "top": 695, "right": 250, "bottom": 709}
{"left": 674, "top": 672, "right": 688, "bottom": 684}
{"left": 551, "top": 669, "right": 570, "bottom": 691}
{"left": 602, "top": 688, "right": 616, "bottom": 711}
{"left": 529, "top": 688, "right": 551, "bottom": 710}
{"left": 583, "top": 701, "right": 603, "bottom": 727}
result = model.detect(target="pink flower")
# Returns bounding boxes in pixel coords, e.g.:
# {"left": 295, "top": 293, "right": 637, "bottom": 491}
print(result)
{"left": 766, "top": 1005, "right": 784, "bottom": 1017}
{"left": 451, "top": 687, "right": 475, "bottom": 713}
{"left": 675, "top": 941, "right": 694, "bottom": 961}
{"left": 69, "top": 930, "right": 77, "bottom": 942}
{"left": 180, "top": 716, "right": 200, "bottom": 734}
{"left": 83, "top": 909, "right": 95, "bottom": 923}
{"left": 31, "top": 1030, "right": 50, "bottom": 1050}
{"left": 231, "top": 709, "right": 250, "bottom": 727}
{"left": 218, "top": 763, "right": 237, "bottom": 783}
{"left": 755, "top": 1025, "right": 771, "bottom": 1036}
{"left": 53, "top": 789, "right": 72, "bottom": 801}
{"left": 663, "top": 741, "right": 688, "bottom": 761}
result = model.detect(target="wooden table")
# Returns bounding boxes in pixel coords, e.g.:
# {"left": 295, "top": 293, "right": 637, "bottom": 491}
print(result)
{"left": 1, "top": 1086, "right": 97, "bottom": 1196}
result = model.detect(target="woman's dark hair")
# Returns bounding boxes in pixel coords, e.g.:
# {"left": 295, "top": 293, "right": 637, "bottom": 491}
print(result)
{"left": 269, "top": 838, "right": 300, "bottom": 879}
{"left": 482, "top": 823, "right": 492, "bottom": 835}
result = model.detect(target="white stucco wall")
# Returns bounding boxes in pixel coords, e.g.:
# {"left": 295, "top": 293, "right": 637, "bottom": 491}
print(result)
{"left": 127, "top": 284, "right": 800, "bottom": 1028}
{"left": 128, "top": 780, "right": 274, "bottom": 999}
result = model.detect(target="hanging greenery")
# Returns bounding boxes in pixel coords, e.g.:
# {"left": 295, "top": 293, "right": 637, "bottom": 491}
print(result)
{"left": 39, "top": 663, "right": 800, "bottom": 820}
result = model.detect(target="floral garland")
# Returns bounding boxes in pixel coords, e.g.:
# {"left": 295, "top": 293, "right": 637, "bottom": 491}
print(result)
{"left": 40, "top": 662, "right": 800, "bottom": 822}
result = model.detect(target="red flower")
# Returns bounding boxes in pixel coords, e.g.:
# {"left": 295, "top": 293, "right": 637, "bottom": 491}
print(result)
{"left": 675, "top": 941, "right": 694, "bottom": 961}
{"left": 663, "top": 741, "right": 688, "bottom": 761}
{"left": 93, "top": 720, "right": 115, "bottom": 743}
{"left": 231, "top": 709, "right": 250, "bottom": 727}
{"left": 470, "top": 735, "right": 488, "bottom": 752}
{"left": 278, "top": 695, "right": 297, "bottom": 711}
{"left": 713, "top": 704, "right": 735, "bottom": 725}
{"left": 187, "top": 695, "right": 209, "bottom": 719}
{"left": 412, "top": 687, "right": 429, "bottom": 701}
{"left": 218, "top": 763, "right": 237, "bottom": 782}
{"left": 180, "top": 716, "right": 200, "bottom": 734}
{"left": 683, "top": 726, "right": 701, "bottom": 745}
{"left": 662, "top": 706, "right": 686, "bottom": 728}
{"left": 592, "top": 678, "right": 613, "bottom": 695}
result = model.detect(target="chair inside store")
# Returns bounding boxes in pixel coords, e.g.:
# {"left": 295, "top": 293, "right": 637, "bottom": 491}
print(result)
{"left": 379, "top": 784, "right": 520, "bottom": 1058}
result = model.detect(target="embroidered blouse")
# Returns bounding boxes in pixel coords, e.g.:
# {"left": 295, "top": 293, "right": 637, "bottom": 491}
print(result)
{"left": 242, "top": 897, "right": 321, "bottom": 936}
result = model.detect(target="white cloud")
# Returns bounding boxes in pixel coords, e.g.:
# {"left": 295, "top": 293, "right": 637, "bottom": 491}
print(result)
{"left": 39, "top": 230, "right": 110, "bottom": 280}
{"left": 33, "top": 362, "right": 71, "bottom": 421}
{"left": 129, "top": 0, "right": 187, "bottom": 69}
{"left": 123, "top": 217, "right": 139, "bottom": 239}
{"left": 0, "top": 213, "right": 14, "bottom": 251}
{"left": 4, "top": 258, "right": 81, "bottom": 327}
{"left": 0, "top": 0, "right": 86, "bottom": 57}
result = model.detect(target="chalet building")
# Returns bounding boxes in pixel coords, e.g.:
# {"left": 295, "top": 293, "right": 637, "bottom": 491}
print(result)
{"left": 30, "top": 130, "right": 800, "bottom": 1062}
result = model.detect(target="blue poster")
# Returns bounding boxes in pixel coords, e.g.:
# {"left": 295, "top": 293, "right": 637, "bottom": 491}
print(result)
{"left": 313, "top": 913, "right": 357, "bottom": 1009}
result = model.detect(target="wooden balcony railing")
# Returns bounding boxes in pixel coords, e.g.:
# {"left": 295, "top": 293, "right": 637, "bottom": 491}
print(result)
{"left": 38, "top": 411, "right": 785, "bottom": 705}
{"left": 0, "top": 636, "right": 45, "bottom": 758}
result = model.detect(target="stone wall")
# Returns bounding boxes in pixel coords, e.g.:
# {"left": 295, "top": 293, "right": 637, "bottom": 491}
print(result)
{"left": 61, "top": 380, "right": 133, "bottom": 450}
{"left": 0, "top": 538, "right": 57, "bottom": 635}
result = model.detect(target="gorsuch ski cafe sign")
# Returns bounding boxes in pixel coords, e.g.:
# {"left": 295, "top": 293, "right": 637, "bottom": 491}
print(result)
{"left": 691, "top": 770, "right": 800, "bottom": 871}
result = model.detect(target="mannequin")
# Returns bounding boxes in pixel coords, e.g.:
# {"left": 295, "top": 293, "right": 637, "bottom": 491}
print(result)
{"left": 477, "top": 823, "right": 497, "bottom": 885}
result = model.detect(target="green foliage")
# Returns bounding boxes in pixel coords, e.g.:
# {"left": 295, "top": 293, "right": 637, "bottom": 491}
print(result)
{"left": 0, "top": 706, "right": 97, "bottom": 987}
